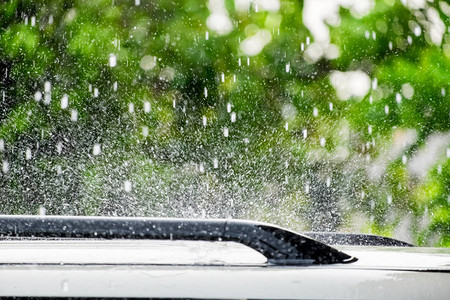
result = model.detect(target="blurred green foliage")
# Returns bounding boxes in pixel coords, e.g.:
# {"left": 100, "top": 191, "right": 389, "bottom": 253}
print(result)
{"left": 0, "top": 0, "right": 449, "bottom": 246}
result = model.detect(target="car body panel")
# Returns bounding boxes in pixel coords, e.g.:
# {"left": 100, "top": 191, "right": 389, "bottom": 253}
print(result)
{"left": 0, "top": 239, "right": 449, "bottom": 299}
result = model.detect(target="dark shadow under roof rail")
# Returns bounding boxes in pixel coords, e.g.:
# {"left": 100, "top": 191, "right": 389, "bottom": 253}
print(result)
{"left": 0, "top": 215, "right": 357, "bottom": 265}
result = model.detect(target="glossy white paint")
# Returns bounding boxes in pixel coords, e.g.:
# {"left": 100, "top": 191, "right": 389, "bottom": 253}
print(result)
{"left": 0, "top": 240, "right": 449, "bottom": 299}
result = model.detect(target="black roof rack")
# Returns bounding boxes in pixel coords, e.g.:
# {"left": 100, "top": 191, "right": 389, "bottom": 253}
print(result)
{"left": 0, "top": 215, "right": 357, "bottom": 265}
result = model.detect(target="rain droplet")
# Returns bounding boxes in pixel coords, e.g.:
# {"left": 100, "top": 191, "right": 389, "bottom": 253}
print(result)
{"left": 329, "top": 102, "right": 333, "bottom": 111}
{"left": 92, "top": 144, "right": 101, "bottom": 156}
{"left": 25, "top": 147, "right": 32, "bottom": 160}
{"left": 384, "top": 105, "right": 389, "bottom": 115}
{"left": 221, "top": 73, "right": 225, "bottom": 82}
{"left": 2, "top": 160, "right": 9, "bottom": 173}
{"left": 143, "top": 101, "right": 151, "bottom": 113}
{"left": 61, "top": 94, "right": 69, "bottom": 109}
{"left": 387, "top": 195, "right": 392, "bottom": 205}
{"left": 44, "top": 81, "right": 51, "bottom": 93}
{"left": 31, "top": 16, "right": 36, "bottom": 27}
{"left": 368, "top": 125, "right": 372, "bottom": 135}
{"left": 285, "top": 122, "right": 288, "bottom": 130}
{"left": 56, "top": 142, "right": 63, "bottom": 154}
{"left": 135, "top": 0, "right": 140, "bottom": 6}
{"left": 326, "top": 177, "right": 331, "bottom": 187}
{"left": 231, "top": 112, "right": 236, "bottom": 123}
{"left": 238, "top": 58, "right": 241, "bottom": 66}
{"left": 402, "top": 155, "right": 407, "bottom": 164}
{"left": 395, "top": 93, "right": 402, "bottom": 104}
{"left": 128, "top": 103, "right": 135, "bottom": 113}
{"left": 202, "top": 116, "right": 207, "bottom": 126}
{"left": 320, "top": 137, "right": 326, "bottom": 147}
{"left": 204, "top": 87, "right": 208, "bottom": 98}
{"left": 61, "top": 280, "right": 69, "bottom": 292}
{"left": 124, "top": 180, "right": 132, "bottom": 192}
{"left": 370, "top": 200, "right": 375, "bottom": 210}
{"left": 247, "top": 57, "right": 250, "bottom": 66}
{"left": 447, "top": 147, "right": 450, "bottom": 158}
{"left": 39, "top": 205, "right": 46, "bottom": 216}
{"left": 93, "top": 88, "right": 99, "bottom": 98}
{"left": 213, "top": 158, "right": 219, "bottom": 169}
{"left": 223, "top": 127, "right": 229, "bottom": 137}
{"left": 109, "top": 54, "right": 117, "bottom": 67}
{"left": 199, "top": 163, "right": 205, "bottom": 173}
{"left": 302, "top": 129, "right": 307, "bottom": 139}
{"left": 142, "top": 126, "right": 149, "bottom": 137}
{"left": 372, "top": 78, "right": 378, "bottom": 90}
{"left": 113, "top": 81, "right": 118, "bottom": 91}
{"left": 0, "top": 139, "right": 4, "bottom": 151}
{"left": 34, "top": 91, "right": 42, "bottom": 101}
{"left": 413, "top": 26, "right": 421, "bottom": 36}
{"left": 313, "top": 107, "right": 318, "bottom": 117}
{"left": 205, "top": 31, "right": 209, "bottom": 40}
{"left": 305, "top": 183, "right": 310, "bottom": 193}
{"left": 233, "top": 74, "right": 236, "bottom": 82}
{"left": 227, "top": 102, "right": 232, "bottom": 113}
{"left": 407, "top": 36, "right": 412, "bottom": 44}
{"left": 361, "top": 191, "right": 365, "bottom": 199}
{"left": 285, "top": 63, "right": 290, "bottom": 73}
{"left": 70, "top": 109, "right": 78, "bottom": 122}
{"left": 388, "top": 41, "right": 393, "bottom": 50}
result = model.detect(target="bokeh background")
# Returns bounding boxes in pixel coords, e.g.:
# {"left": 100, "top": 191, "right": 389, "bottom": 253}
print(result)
{"left": 1, "top": 0, "right": 449, "bottom": 246}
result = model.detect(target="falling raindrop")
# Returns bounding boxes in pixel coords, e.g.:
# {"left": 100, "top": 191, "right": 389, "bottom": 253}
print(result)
{"left": 305, "top": 183, "right": 310, "bottom": 193}
{"left": 199, "top": 163, "right": 205, "bottom": 173}
{"left": 61, "top": 280, "right": 69, "bottom": 292}
{"left": 135, "top": 0, "right": 140, "bottom": 6}
{"left": 213, "top": 158, "right": 219, "bottom": 169}
{"left": 202, "top": 116, "right": 207, "bottom": 126}
{"left": 247, "top": 57, "right": 250, "bottom": 66}
{"left": 124, "top": 180, "right": 132, "bottom": 192}
{"left": 285, "top": 122, "right": 288, "bottom": 130}
{"left": 44, "top": 81, "right": 51, "bottom": 93}
{"left": 204, "top": 87, "right": 208, "bottom": 98}
{"left": 223, "top": 127, "right": 229, "bottom": 137}
{"left": 143, "top": 101, "right": 151, "bottom": 113}
{"left": 221, "top": 73, "right": 225, "bottom": 82}
{"left": 56, "top": 142, "right": 63, "bottom": 154}
{"left": 384, "top": 105, "right": 389, "bottom": 115}
{"left": 34, "top": 91, "right": 42, "bottom": 101}
{"left": 231, "top": 112, "right": 236, "bottom": 123}
{"left": 329, "top": 102, "right": 333, "bottom": 111}
{"left": 302, "top": 129, "right": 307, "bottom": 139}
{"left": 413, "top": 26, "right": 421, "bottom": 36}
{"left": 313, "top": 107, "right": 318, "bottom": 117}
{"left": 2, "top": 160, "right": 9, "bottom": 173}
{"left": 128, "top": 103, "right": 135, "bottom": 113}
{"left": 233, "top": 74, "right": 236, "bottom": 82}
{"left": 407, "top": 36, "right": 412, "bottom": 44}
{"left": 39, "top": 205, "right": 46, "bottom": 216}
{"left": 368, "top": 125, "right": 372, "bottom": 135}
{"left": 238, "top": 58, "right": 241, "bottom": 66}
{"left": 395, "top": 93, "right": 402, "bottom": 104}
{"left": 25, "top": 147, "right": 32, "bottom": 160}
{"left": 113, "top": 81, "right": 118, "bottom": 91}
{"left": 387, "top": 195, "right": 392, "bottom": 205}
{"left": 205, "top": 31, "right": 209, "bottom": 40}
{"left": 61, "top": 94, "right": 69, "bottom": 109}
{"left": 109, "top": 54, "right": 117, "bottom": 67}
{"left": 370, "top": 200, "right": 375, "bottom": 210}
{"left": 227, "top": 102, "right": 232, "bottom": 113}
{"left": 70, "top": 109, "right": 78, "bottom": 122}
{"left": 0, "top": 139, "right": 4, "bottom": 151}
{"left": 285, "top": 63, "right": 290, "bottom": 73}
{"left": 320, "top": 137, "right": 326, "bottom": 147}
{"left": 402, "top": 155, "right": 407, "bottom": 164}
{"left": 142, "top": 126, "right": 149, "bottom": 137}
{"left": 388, "top": 41, "right": 393, "bottom": 50}
{"left": 326, "top": 177, "right": 331, "bottom": 187}
{"left": 92, "top": 144, "right": 101, "bottom": 156}
{"left": 94, "top": 88, "right": 99, "bottom": 98}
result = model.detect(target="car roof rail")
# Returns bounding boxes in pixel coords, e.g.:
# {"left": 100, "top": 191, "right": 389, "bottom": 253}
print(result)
{"left": 303, "top": 232, "right": 414, "bottom": 247}
{"left": 0, "top": 215, "right": 357, "bottom": 265}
